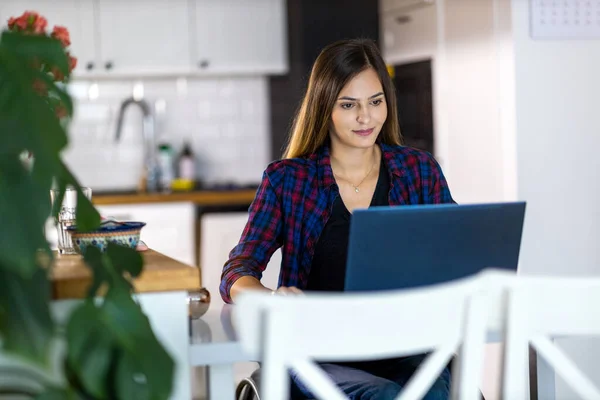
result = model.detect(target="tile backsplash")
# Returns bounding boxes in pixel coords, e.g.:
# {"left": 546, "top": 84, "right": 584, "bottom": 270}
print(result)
{"left": 63, "top": 76, "right": 271, "bottom": 191}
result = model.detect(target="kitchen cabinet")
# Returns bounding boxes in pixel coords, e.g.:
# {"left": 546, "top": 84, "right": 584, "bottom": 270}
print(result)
{"left": 96, "top": 202, "right": 196, "bottom": 266}
{"left": 95, "top": 0, "right": 192, "bottom": 76}
{"left": 200, "top": 212, "right": 281, "bottom": 305}
{"left": 192, "top": 0, "right": 288, "bottom": 75}
{"left": 0, "top": 0, "right": 97, "bottom": 77}
{"left": 1, "top": 0, "right": 288, "bottom": 78}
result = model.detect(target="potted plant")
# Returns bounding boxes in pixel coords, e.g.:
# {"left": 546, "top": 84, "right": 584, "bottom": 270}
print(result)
{"left": 0, "top": 11, "right": 174, "bottom": 399}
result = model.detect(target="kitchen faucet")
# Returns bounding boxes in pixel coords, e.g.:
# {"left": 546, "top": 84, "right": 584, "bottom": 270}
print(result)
{"left": 114, "top": 97, "right": 160, "bottom": 192}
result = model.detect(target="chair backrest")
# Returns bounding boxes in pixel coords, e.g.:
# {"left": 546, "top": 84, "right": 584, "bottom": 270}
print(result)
{"left": 234, "top": 270, "right": 511, "bottom": 400}
{"left": 501, "top": 275, "right": 600, "bottom": 400}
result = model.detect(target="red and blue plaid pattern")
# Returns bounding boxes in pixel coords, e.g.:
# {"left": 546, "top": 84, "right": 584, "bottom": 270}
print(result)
{"left": 220, "top": 143, "right": 454, "bottom": 303}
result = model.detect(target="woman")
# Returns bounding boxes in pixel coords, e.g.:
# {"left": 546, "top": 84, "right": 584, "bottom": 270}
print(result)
{"left": 220, "top": 39, "right": 454, "bottom": 400}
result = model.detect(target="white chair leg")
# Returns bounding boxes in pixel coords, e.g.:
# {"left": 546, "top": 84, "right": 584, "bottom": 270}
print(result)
{"left": 260, "top": 308, "right": 290, "bottom": 400}
{"left": 531, "top": 337, "right": 600, "bottom": 400}
{"left": 453, "top": 291, "right": 491, "bottom": 400}
{"left": 501, "top": 292, "right": 530, "bottom": 400}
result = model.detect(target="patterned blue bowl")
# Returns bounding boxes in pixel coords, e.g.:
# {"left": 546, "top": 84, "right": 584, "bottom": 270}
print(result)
{"left": 66, "top": 220, "right": 146, "bottom": 254}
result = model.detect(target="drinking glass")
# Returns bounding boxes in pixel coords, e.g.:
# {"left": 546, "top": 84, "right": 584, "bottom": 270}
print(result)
{"left": 50, "top": 187, "right": 92, "bottom": 254}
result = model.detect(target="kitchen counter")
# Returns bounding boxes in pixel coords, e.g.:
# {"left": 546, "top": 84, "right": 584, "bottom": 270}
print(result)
{"left": 92, "top": 188, "right": 257, "bottom": 206}
{"left": 50, "top": 249, "right": 201, "bottom": 299}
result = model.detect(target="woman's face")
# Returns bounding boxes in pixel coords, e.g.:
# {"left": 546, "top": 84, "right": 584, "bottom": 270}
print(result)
{"left": 329, "top": 67, "right": 388, "bottom": 151}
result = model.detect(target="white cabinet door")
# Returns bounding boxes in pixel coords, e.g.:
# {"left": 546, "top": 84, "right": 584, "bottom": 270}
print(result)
{"left": 96, "top": 202, "right": 196, "bottom": 266}
{"left": 200, "top": 212, "right": 281, "bottom": 305}
{"left": 193, "top": 0, "right": 288, "bottom": 75}
{"left": 0, "top": 0, "right": 97, "bottom": 77}
{"left": 96, "top": 0, "right": 192, "bottom": 76}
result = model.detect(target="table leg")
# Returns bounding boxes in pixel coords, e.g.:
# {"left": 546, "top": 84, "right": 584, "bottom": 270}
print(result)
{"left": 207, "top": 364, "right": 235, "bottom": 400}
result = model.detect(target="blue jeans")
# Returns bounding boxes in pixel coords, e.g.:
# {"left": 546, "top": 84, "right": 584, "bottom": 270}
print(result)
{"left": 290, "top": 355, "right": 451, "bottom": 400}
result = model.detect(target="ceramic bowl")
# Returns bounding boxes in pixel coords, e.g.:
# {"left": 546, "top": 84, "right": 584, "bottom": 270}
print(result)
{"left": 67, "top": 220, "right": 146, "bottom": 254}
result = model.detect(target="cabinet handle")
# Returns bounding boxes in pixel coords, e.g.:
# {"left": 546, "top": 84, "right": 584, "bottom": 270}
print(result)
{"left": 395, "top": 15, "right": 412, "bottom": 24}
{"left": 86, "top": 61, "right": 94, "bottom": 71}
{"left": 198, "top": 60, "right": 210, "bottom": 69}
{"left": 105, "top": 61, "right": 114, "bottom": 70}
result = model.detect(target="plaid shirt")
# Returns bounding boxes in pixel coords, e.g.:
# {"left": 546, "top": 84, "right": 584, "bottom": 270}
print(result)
{"left": 220, "top": 143, "right": 454, "bottom": 303}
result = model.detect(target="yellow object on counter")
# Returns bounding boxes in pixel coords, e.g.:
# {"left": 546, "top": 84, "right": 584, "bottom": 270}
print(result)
{"left": 171, "top": 178, "right": 194, "bottom": 191}
{"left": 386, "top": 64, "right": 395, "bottom": 79}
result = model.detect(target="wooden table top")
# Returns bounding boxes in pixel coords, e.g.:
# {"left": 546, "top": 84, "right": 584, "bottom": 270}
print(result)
{"left": 92, "top": 189, "right": 257, "bottom": 206}
{"left": 51, "top": 249, "right": 201, "bottom": 300}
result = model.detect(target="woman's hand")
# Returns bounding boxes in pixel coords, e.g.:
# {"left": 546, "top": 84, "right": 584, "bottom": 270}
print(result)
{"left": 273, "top": 286, "right": 304, "bottom": 295}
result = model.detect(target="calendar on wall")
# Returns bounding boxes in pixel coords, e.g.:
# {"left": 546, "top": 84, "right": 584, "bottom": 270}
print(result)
{"left": 530, "top": 0, "right": 600, "bottom": 39}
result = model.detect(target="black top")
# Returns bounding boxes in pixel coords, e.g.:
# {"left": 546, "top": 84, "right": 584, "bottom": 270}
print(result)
{"left": 307, "top": 159, "right": 390, "bottom": 292}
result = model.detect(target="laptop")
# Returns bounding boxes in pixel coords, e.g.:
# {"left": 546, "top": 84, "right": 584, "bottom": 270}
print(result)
{"left": 344, "top": 202, "right": 526, "bottom": 292}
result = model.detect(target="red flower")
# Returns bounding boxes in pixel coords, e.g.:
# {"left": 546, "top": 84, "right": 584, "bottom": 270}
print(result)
{"left": 8, "top": 11, "right": 47, "bottom": 34}
{"left": 6, "top": 11, "right": 77, "bottom": 105}
{"left": 32, "top": 79, "right": 47, "bottom": 96}
{"left": 51, "top": 26, "right": 70, "bottom": 47}
{"left": 15, "top": 15, "right": 28, "bottom": 30}
{"left": 51, "top": 66, "right": 65, "bottom": 82}
{"left": 55, "top": 104, "right": 68, "bottom": 119}
{"left": 68, "top": 53, "right": 77, "bottom": 72}
{"left": 32, "top": 15, "right": 47, "bottom": 34}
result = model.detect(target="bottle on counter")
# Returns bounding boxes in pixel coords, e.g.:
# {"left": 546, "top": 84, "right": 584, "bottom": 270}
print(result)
{"left": 178, "top": 141, "right": 196, "bottom": 181}
{"left": 158, "top": 143, "right": 175, "bottom": 192}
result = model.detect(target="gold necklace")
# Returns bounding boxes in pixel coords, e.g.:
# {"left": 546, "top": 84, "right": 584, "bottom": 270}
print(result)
{"left": 334, "top": 159, "right": 377, "bottom": 193}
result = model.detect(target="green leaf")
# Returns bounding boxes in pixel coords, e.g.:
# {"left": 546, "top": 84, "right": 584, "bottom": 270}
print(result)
{"left": 36, "top": 387, "right": 82, "bottom": 400}
{"left": 36, "top": 71, "right": 74, "bottom": 116}
{"left": 0, "top": 32, "right": 70, "bottom": 77}
{"left": 106, "top": 243, "right": 144, "bottom": 279}
{"left": 65, "top": 301, "right": 113, "bottom": 399}
{"left": 82, "top": 246, "right": 112, "bottom": 298}
{"left": 102, "top": 288, "right": 174, "bottom": 400}
{"left": 113, "top": 350, "right": 150, "bottom": 400}
{"left": 75, "top": 189, "right": 100, "bottom": 232}
{"left": 0, "top": 267, "right": 54, "bottom": 365}
{"left": 0, "top": 54, "right": 68, "bottom": 159}
{"left": 102, "top": 288, "right": 153, "bottom": 350}
{"left": 0, "top": 156, "right": 51, "bottom": 277}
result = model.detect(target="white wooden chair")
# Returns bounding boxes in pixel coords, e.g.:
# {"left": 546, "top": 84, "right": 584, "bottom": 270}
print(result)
{"left": 234, "top": 271, "right": 505, "bottom": 400}
{"left": 501, "top": 275, "right": 600, "bottom": 400}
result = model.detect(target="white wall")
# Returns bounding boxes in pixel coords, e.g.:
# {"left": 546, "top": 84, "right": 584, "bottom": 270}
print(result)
{"left": 511, "top": 0, "right": 600, "bottom": 277}
{"left": 381, "top": 0, "right": 513, "bottom": 203}
{"left": 436, "top": 0, "right": 512, "bottom": 203}
{"left": 511, "top": 0, "right": 600, "bottom": 398}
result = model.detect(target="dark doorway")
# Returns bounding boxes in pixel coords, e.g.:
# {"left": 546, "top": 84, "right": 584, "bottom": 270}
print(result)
{"left": 393, "top": 60, "right": 434, "bottom": 154}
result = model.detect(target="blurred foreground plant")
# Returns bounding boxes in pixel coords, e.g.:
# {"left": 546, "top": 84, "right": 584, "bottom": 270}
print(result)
{"left": 0, "top": 11, "right": 174, "bottom": 399}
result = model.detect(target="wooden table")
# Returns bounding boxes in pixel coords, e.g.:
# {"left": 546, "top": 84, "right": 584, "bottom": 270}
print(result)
{"left": 92, "top": 189, "right": 257, "bottom": 206}
{"left": 50, "top": 249, "right": 199, "bottom": 400}
{"left": 51, "top": 249, "right": 201, "bottom": 299}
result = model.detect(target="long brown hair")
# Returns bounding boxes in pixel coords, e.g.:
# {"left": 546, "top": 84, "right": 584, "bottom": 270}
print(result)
{"left": 283, "top": 38, "right": 402, "bottom": 159}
